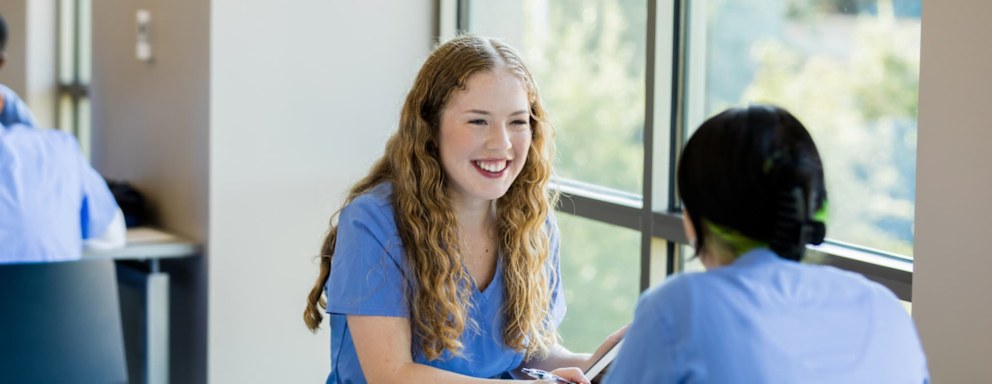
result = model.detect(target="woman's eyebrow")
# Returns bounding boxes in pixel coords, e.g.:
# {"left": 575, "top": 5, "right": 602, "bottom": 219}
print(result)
{"left": 462, "top": 109, "right": 528, "bottom": 115}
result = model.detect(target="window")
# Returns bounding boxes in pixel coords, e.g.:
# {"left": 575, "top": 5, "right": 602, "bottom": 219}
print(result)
{"left": 443, "top": 0, "right": 920, "bottom": 350}
{"left": 686, "top": 0, "right": 920, "bottom": 258}
{"left": 556, "top": 213, "right": 639, "bottom": 352}
{"left": 57, "top": 0, "right": 92, "bottom": 155}
{"left": 467, "top": 0, "right": 648, "bottom": 195}
{"left": 455, "top": 0, "right": 656, "bottom": 352}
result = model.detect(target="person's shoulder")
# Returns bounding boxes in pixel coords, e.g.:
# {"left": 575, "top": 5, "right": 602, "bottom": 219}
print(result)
{"left": 42, "top": 128, "right": 82, "bottom": 153}
{"left": 0, "top": 83, "right": 23, "bottom": 108}
{"left": 804, "top": 262, "right": 888, "bottom": 291}
{"left": 779, "top": 259, "right": 908, "bottom": 312}
{"left": 0, "top": 83, "right": 16, "bottom": 97}
{"left": 638, "top": 271, "right": 706, "bottom": 310}
{"left": 339, "top": 182, "right": 397, "bottom": 229}
{"left": 347, "top": 182, "right": 394, "bottom": 211}
{"left": 2, "top": 125, "right": 78, "bottom": 147}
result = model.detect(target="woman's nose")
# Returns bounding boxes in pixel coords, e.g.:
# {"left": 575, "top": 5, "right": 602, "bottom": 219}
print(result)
{"left": 485, "top": 123, "right": 512, "bottom": 150}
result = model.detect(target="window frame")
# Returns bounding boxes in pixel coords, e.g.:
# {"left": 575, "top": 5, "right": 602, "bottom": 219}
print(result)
{"left": 56, "top": 0, "right": 91, "bottom": 155}
{"left": 437, "top": 0, "right": 914, "bottom": 301}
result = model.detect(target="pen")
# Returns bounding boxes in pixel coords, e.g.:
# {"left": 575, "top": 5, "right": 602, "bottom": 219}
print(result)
{"left": 521, "top": 367, "right": 577, "bottom": 384}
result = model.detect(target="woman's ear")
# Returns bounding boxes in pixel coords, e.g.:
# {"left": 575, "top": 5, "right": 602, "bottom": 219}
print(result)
{"left": 681, "top": 208, "right": 697, "bottom": 250}
{"left": 683, "top": 208, "right": 721, "bottom": 270}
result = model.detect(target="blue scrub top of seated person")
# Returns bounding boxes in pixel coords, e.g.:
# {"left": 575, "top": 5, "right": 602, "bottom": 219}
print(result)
{"left": 324, "top": 182, "right": 566, "bottom": 383}
{"left": 0, "top": 84, "right": 38, "bottom": 128}
{"left": 603, "top": 248, "right": 929, "bottom": 384}
{"left": 0, "top": 124, "right": 118, "bottom": 263}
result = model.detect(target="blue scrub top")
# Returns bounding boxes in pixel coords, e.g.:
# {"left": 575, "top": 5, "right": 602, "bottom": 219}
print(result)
{"left": 324, "top": 182, "right": 566, "bottom": 383}
{"left": 0, "top": 124, "right": 118, "bottom": 263}
{"left": 604, "top": 248, "right": 929, "bottom": 384}
{"left": 0, "top": 84, "right": 38, "bottom": 128}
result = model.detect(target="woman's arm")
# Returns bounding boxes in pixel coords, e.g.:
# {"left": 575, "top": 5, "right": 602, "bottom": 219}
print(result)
{"left": 350, "top": 315, "right": 555, "bottom": 384}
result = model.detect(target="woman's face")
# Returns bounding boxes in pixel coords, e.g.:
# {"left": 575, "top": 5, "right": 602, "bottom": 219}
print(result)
{"left": 437, "top": 69, "right": 532, "bottom": 207}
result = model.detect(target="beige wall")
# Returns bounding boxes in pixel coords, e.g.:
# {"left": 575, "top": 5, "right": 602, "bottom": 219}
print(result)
{"left": 91, "top": 2, "right": 211, "bottom": 383}
{"left": 0, "top": 0, "right": 27, "bottom": 94}
{"left": 91, "top": 1, "right": 210, "bottom": 242}
{"left": 0, "top": 0, "right": 56, "bottom": 128}
{"left": 465, "top": 3, "right": 992, "bottom": 380}
{"left": 913, "top": 0, "right": 992, "bottom": 381}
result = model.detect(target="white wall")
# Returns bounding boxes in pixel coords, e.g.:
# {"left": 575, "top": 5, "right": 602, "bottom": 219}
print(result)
{"left": 209, "top": 1, "right": 433, "bottom": 382}
{"left": 913, "top": 0, "right": 992, "bottom": 381}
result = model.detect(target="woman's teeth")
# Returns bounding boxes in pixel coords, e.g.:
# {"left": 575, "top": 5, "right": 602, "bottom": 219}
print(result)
{"left": 475, "top": 160, "right": 507, "bottom": 173}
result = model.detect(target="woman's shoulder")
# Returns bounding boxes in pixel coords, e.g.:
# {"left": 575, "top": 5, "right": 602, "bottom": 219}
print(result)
{"left": 339, "top": 182, "right": 397, "bottom": 230}
{"left": 636, "top": 272, "right": 703, "bottom": 313}
{"left": 350, "top": 182, "right": 394, "bottom": 207}
{"left": 802, "top": 262, "right": 903, "bottom": 303}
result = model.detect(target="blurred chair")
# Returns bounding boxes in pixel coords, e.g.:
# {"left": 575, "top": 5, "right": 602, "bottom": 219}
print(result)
{"left": 0, "top": 258, "right": 128, "bottom": 384}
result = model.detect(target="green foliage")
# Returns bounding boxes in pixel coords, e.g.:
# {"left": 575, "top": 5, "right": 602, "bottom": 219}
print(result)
{"left": 555, "top": 213, "right": 639, "bottom": 353}
{"left": 523, "top": 0, "right": 646, "bottom": 194}
{"left": 519, "top": 0, "right": 647, "bottom": 352}
{"left": 742, "top": 7, "right": 919, "bottom": 255}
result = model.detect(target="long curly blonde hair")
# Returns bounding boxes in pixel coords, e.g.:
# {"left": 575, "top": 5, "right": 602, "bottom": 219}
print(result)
{"left": 304, "top": 35, "right": 560, "bottom": 361}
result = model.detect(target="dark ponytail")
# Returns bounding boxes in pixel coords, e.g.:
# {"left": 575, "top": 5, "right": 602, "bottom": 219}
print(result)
{"left": 769, "top": 186, "right": 826, "bottom": 261}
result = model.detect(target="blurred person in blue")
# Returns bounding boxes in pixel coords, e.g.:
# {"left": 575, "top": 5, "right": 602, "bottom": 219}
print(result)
{"left": 302, "top": 35, "right": 622, "bottom": 383}
{"left": 603, "top": 105, "right": 929, "bottom": 383}
{"left": 0, "top": 11, "right": 124, "bottom": 263}
{"left": 0, "top": 13, "right": 37, "bottom": 128}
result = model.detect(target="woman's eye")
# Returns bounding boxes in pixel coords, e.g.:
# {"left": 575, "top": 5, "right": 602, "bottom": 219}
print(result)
{"left": 510, "top": 120, "right": 530, "bottom": 129}
{"left": 469, "top": 119, "right": 487, "bottom": 126}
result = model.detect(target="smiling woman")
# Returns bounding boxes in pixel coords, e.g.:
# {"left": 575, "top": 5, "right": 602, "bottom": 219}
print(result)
{"left": 302, "top": 34, "right": 621, "bottom": 384}
{"left": 438, "top": 68, "right": 532, "bottom": 204}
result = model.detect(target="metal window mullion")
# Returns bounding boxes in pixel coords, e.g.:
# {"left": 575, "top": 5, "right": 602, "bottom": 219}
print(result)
{"left": 55, "top": 0, "right": 90, "bottom": 137}
{"left": 555, "top": 186, "right": 687, "bottom": 244}
{"left": 456, "top": 0, "right": 470, "bottom": 33}
{"left": 668, "top": 0, "right": 690, "bottom": 275}
{"left": 639, "top": 0, "right": 659, "bottom": 292}
{"left": 72, "top": 0, "right": 82, "bottom": 137}
{"left": 556, "top": 191, "right": 640, "bottom": 231}
{"left": 55, "top": 0, "right": 71, "bottom": 132}
{"left": 555, "top": 190, "right": 913, "bottom": 300}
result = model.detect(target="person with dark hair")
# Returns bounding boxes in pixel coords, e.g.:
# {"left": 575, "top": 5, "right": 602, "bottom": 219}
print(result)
{"left": 0, "top": 10, "right": 124, "bottom": 263}
{"left": 603, "top": 105, "right": 928, "bottom": 383}
{"left": 0, "top": 12, "right": 38, "bottom": 127}
{"left": 302, "top": 34, "right": 622, "bottom": 383}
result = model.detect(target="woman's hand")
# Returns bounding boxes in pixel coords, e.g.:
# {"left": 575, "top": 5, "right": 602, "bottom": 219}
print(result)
{"left": 584, "top": 324, "right": 628, "bottom": 371}
{"left": 544, "top": 367, "right": 590, "bottom": 384}
{"left": 516, "top": 326, "right": 628, "bottom": 383}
